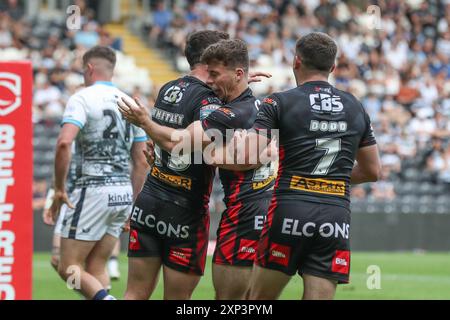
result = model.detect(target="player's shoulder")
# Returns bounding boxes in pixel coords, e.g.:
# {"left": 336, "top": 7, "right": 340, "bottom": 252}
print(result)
{"left": 332, "top": 86, "right": 361, "bottom": 104}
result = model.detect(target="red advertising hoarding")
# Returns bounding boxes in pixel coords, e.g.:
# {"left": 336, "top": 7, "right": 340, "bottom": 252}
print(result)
{"left": 0, "top": 61, "right": 33, "bottom": 300}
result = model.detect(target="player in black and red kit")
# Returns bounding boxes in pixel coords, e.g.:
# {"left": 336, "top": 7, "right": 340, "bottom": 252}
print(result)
{"left": 238, "top": 32, "right": 381, "bottom": 300}
{"left": 119, "top": 39, "right": 276, "bottom": 299}
{"left": 123, "top": 30, "right": 228, "bottom": 300}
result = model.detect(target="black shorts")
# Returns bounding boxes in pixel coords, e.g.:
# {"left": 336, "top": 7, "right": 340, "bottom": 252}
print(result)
{"left": 213, "top": 197, "right": 271, "bottom": 267}
{"left": 127, "top": 191, "right": 209, "bottom": 275}
{"left": 256, "top": 199, "right": 351, "bottom": 284}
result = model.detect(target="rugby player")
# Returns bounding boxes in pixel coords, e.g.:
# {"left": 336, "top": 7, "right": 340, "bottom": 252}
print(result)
{"left": 239, "top": 32, "right": 381, "bottom": 300}
{"left": 122, "top": 30, "right": 229, "bottom": 300}
{"left": 119, "top": 39, "right": 276, "bottom": 299}
{"left": 48, "top": 46, "right": 149, "bottom": 300}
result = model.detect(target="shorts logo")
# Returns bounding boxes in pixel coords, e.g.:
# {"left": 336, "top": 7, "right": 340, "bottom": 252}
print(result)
{"left": 268, "top": 243, "right": 291, "bottom": 267}
{"left": 290, "top": 176, "right": 346, "bottom": 196}
{"left": 169, "top": 247, "right": 192, "bottom": 267}
{"left": 108, "top": 192, "right": 132, "bottom": 206}
{"left": 129, "top": 229, "right": 141, "bottom": 251}
{"left": 331, "top": 250, "right": 350, "bottom": 274}
{"left": 151, "top": 166, "right": 192, "bottom": 190}
{"left": 237, "top": 239, "right": 258, "bottom": 261}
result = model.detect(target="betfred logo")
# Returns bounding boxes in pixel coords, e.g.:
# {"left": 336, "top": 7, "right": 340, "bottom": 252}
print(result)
{"left": 331, "top": 250, "right": 350, "bottom": 274}
{"left": 169, "top": 247, "right": 192, "bottom": 266}
{"left": 128, "top": 229, "right": 141, "bottom": 251}
{"left": 268, "top": 243, "right": 291, "bottom": 267}
{"left": 237, "top": 239, "right": 257, "bottom": 261}
{"left": 0, "top": 73, "right": 22, "bottom": 116}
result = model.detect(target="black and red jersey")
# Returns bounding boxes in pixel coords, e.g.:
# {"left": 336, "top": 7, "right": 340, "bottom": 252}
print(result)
{"left": 202, "top": 88, "right": 276, "bottom": 206}
{"left": 144, "top": 76, "right": 222, "bottom": 211}
{"left": 253, "top": 81, "right": 376, "bottom": 209}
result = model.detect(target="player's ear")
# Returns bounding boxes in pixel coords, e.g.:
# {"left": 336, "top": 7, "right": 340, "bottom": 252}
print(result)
{"left": 329, "top": 63, "right": 336, "bottom": 73}
{"left": 293, "top": 55, "right": 301, "bottom": 70}
{"left": 235, "top": 68, "right": 244, "bottom": 82}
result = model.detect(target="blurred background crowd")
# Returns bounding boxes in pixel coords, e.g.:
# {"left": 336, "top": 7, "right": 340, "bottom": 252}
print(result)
{"left": 0, "top": 0, "right": 449, "bottom": 214}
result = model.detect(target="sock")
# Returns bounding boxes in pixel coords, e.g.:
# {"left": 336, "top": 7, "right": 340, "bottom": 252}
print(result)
{"left": 93, "top": 289, "right": 108, "bottom": 300}
{"left": 103, "top": 295, "right": 117, "bottom": 300}
{"left": 109, "top": 256, "right": 118, "bottom": 261}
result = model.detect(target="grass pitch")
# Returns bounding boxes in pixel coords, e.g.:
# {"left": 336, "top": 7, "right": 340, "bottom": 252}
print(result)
{"left": 33, "top": 252, "right": 450, "bottom": 300}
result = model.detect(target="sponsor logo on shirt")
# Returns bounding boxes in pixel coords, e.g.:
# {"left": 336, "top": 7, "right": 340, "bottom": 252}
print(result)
{"left": 151, "top": 166, "right": 192, "bottom": 190}
{"left": 289, "top": 176, "right": 346, "bottom": 196}
{"left": 151, "top": 107, "right": 185, "bottom": 126}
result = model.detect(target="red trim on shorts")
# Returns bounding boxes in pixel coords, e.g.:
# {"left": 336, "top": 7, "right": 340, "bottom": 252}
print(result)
{"left": 215, "top": 171, "right": 245, "bottom": 265}
{"left": 257, "top": 145, "right": 284, "bottom": 267}
{"left": 195, "top": 214, "right": 210, "bottom": 274}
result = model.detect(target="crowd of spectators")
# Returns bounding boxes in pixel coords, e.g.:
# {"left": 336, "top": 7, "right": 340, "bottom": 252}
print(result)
{"left": 143, "top": 0, "right": 450, "bottom": 201}
{"left": 1, "top": 0, "right": 449, "bottom": 211}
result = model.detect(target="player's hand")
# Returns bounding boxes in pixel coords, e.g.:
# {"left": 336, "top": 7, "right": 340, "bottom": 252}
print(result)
{"left": 248, "top": 71, "right": 272, "bottom": 83}
{"left": 122, "top": 218, "right": 131, "bottom": 233}
{"left": 143, "top": 140, "right": 155, "bottom": 167}
{"left": 42, "top": 188, "right": 55, "bottom": 226}
{"left": 48, "top": 190, "right": 74, "bottom": 225}
{"left": 118, "top": 96, "right": 151, "bottom": 128}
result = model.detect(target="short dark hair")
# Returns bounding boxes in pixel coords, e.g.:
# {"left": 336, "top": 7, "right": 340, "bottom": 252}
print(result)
{"left": 185, "top": 30, "right": 229, "bottom": 68}
{"left": 82, "top": 46, "right": 116, "bottom": 68}
{"left": 200, "top": 39, "right": 249, "bottom": 72}
{"left": 295, "top": 32, "right": 337, "bottom": 72}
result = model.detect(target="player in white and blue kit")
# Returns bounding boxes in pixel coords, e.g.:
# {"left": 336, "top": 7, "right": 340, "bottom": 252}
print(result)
{"left": 48, "top": 46, "right": 148, "bottom": 300}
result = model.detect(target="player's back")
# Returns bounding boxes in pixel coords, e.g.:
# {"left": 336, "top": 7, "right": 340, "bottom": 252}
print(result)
{"left": 256, "top": 80, "right": 375, "bottom": 208}
{"left": 144, "top": 76, "right": 221, "bottom": 211}
{"left": 62, "top": 82, "right": 147, "bottom": 188}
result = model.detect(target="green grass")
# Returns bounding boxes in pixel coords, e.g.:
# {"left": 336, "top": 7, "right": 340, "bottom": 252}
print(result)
{"left": 33, "top": 252, "right": 450, "bottom": 300}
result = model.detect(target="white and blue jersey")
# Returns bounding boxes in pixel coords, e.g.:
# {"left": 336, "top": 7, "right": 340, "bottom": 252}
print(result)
{"left": 62, "top": 81, "right": 147, "bottom": 188}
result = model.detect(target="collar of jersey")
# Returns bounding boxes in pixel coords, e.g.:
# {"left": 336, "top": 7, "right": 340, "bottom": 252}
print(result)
{"left": 229, "top": 87, "right": 253, "bottom": 104}
{"left": 94, "top": 81, "right": 115, "bottom": 87}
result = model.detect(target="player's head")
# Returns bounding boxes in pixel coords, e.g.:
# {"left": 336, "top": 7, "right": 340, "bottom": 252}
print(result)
{"left": 200, "top": 39, "right": 249, "bottom": 101}
{"left": 293, "top": 32, "right": 337, "bottom": 81}
{"left": 184, "top": 30, "right": 229, "bottom": 70}
{"left": 82, "top": 46, "right": 116, "bottom": 86}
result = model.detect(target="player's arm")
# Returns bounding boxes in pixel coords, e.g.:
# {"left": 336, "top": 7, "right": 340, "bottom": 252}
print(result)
{"left": 118, "top": 97, "right": 207, "bottom": 153}
{"left": 351, "top": 109, "right": 381, "bottom": 184}
{"left": 50, "top": 123, "right": 78, "bottom": 222}
{"left": 130, "top": 141, "right": 149, "bottom": 201}
{"left": 351, "top": 144, "right": 381, "bottom": 184}
{"left": 215, "top": 96, "right": 280, "bottom": 170}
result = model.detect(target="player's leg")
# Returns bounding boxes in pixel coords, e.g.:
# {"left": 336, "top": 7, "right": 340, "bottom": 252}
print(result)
{"left": 125, "top": 191, "right": 164, "bottom": 300}
{"left": 85, "top": 233, "right": 118, "bottom": 289}
{"left": 161, "top": 208, "right": 210, "bottom": 300}
{"left": 162, "top": 265, "right": 202, "bottom": 300}
{"left": 212, "top": 200, "right": 267, "bottom": 300}
{"left": 248, "top": 199, "right": 299, "bottom": 299}
{"left": 125, "top": 256, "right": 162, "bottom": 300}
{"left": 212, "top": 264, "right": 252, "bottom": 300}
{"left": 302, "top": 274, "right": 337, "bottom": 300}
{"left": 50, "top": 205, "right": 66, "bottom": 270}
{"left": 299, "top": 203, "right": 351, "bottom": 300}
{"left": 248, "top": 265, "right": 291, "bottom": 300}
{"left": 107, "top": 240, "right": 121, "bottom": 280}
{"left": 58, "top": 237, "right": 107, "bottom": 299}
{"left": 50, "top": 233, "right": 61, "bottom": 271}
